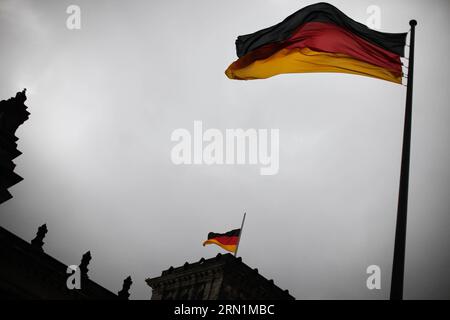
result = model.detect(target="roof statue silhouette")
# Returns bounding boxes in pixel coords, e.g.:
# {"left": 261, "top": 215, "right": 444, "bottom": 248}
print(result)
{"left": 79, "top": 251, "right": 92, "bottom": 279}
{"left": 118, "top": 276, "right": 133, "bottom": 300}
{"left": 31, "top": 224, "right": 48, "bottom": 252}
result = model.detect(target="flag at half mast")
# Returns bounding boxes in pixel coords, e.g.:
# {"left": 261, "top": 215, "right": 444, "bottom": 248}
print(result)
{"left": 203, "top": 229, "right": 241, "bottom": 253}
{"left": 225, "top": 2, "right": 407, "bottom": 83}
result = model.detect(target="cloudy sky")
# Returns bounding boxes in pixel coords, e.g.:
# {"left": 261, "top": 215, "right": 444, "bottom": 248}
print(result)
{"left": 1, "top": 0, "right": 449, "bottom": 299}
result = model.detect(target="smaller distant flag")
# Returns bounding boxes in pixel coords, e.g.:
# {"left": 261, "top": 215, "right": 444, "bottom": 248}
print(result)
{"left": 203, "top": 229, "right": 241, "bottom": 253}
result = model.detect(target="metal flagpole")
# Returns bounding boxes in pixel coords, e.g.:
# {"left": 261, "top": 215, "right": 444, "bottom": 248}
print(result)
{"left": 234, "top": 212, "right": 246, "bottom": 257}
{"left": 390, "top": 19, "right": 417, "bottom": 300}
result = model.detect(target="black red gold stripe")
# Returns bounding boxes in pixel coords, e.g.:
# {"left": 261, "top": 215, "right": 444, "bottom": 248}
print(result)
{"left": 225, "top": 2, "right": 407, "bottom": 83}
{"left": 203, "top": 229, "right": 241, "bottom": 253}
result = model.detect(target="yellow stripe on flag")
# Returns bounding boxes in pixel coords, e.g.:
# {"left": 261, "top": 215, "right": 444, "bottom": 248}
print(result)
{"left": 225, "top": 47, "right": 402, "bottom": 83}
{"left": 203, "top": 239, "right": 237, "bottom": 253}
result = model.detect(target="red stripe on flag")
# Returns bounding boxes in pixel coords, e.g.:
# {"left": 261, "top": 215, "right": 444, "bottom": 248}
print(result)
{"left": 234, "top": 21, "right": 403, "bottom": 76}
{"left": 211, "top": 236, "right": 239, "bottom": 246}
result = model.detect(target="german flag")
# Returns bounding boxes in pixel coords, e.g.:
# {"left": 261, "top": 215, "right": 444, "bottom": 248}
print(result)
{"left": 203, "top": 229, "right": 241, "bottom": 253}
{"left": 225, "top": 2, "right": 407, "bottom": 83}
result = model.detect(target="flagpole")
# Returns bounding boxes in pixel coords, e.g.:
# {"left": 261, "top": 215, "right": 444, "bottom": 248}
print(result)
{"left": 390, "top": 19, "right": 417, "bottom": 300}
{"left": 234, "top": 212, "right": 246, "bottom": 257}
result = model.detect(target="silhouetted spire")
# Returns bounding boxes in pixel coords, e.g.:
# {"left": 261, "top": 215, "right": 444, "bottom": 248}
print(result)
{"left": 118, "top": 276, "right": 132, "bottom": 300}
{"left": 79, "top": 251, "right": 92, "bottom": 278}
{"left": 15, "top": 88, "right": 27, "bottom": 104}
{"left": 31, "top": 224, "right": 47, "bottom": 251}
{"left": 0, "top": 89, "right": 30, "bottom": 204}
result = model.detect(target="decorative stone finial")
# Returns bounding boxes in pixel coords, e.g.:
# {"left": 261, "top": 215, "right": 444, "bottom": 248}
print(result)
{"left": 31, "top": 224, "right": 47, "bottom": 251}
{"left": 118, "top": 276, "right": 133, "bottom": 300}
{"left": 79, "top": 251, "right": 92, "bottom": 278}
{"left": 15, "top": 88, "right": 27, "bottom": 103}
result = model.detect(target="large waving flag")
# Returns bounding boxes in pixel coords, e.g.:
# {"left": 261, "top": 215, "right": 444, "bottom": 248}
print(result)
{"left": 225, "top": 2, "right": 407, "bottom": 83}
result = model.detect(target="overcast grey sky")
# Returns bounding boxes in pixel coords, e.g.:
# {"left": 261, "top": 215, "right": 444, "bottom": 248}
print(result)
{"left": 1, "top": 0, "right": 449, "bottom": 299}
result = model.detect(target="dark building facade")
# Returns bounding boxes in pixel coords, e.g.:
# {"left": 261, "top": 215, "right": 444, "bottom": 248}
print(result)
{"left": 0, "top": 225, "right": 126, "bottom": 300}
{"left": 146, "top": 253, "right": 294, "bottom": 300}
{"left": 0, "top": 90, "right": 131, "bottom": 300}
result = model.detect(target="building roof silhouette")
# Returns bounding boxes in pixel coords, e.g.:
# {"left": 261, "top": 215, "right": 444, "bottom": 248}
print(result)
{"left": 0, "top": 225, "right": 126, "bottom": 299}
{"left": 146, "top": 253, "right": 294, "bottom": 300}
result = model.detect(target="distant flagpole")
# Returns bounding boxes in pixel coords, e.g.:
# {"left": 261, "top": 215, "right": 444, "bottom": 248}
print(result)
{"left": 390, "top": 20, "right": 417, "bottom": 300}
{"left": 234, "top": 212, "right": 246, "bottom": 257}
